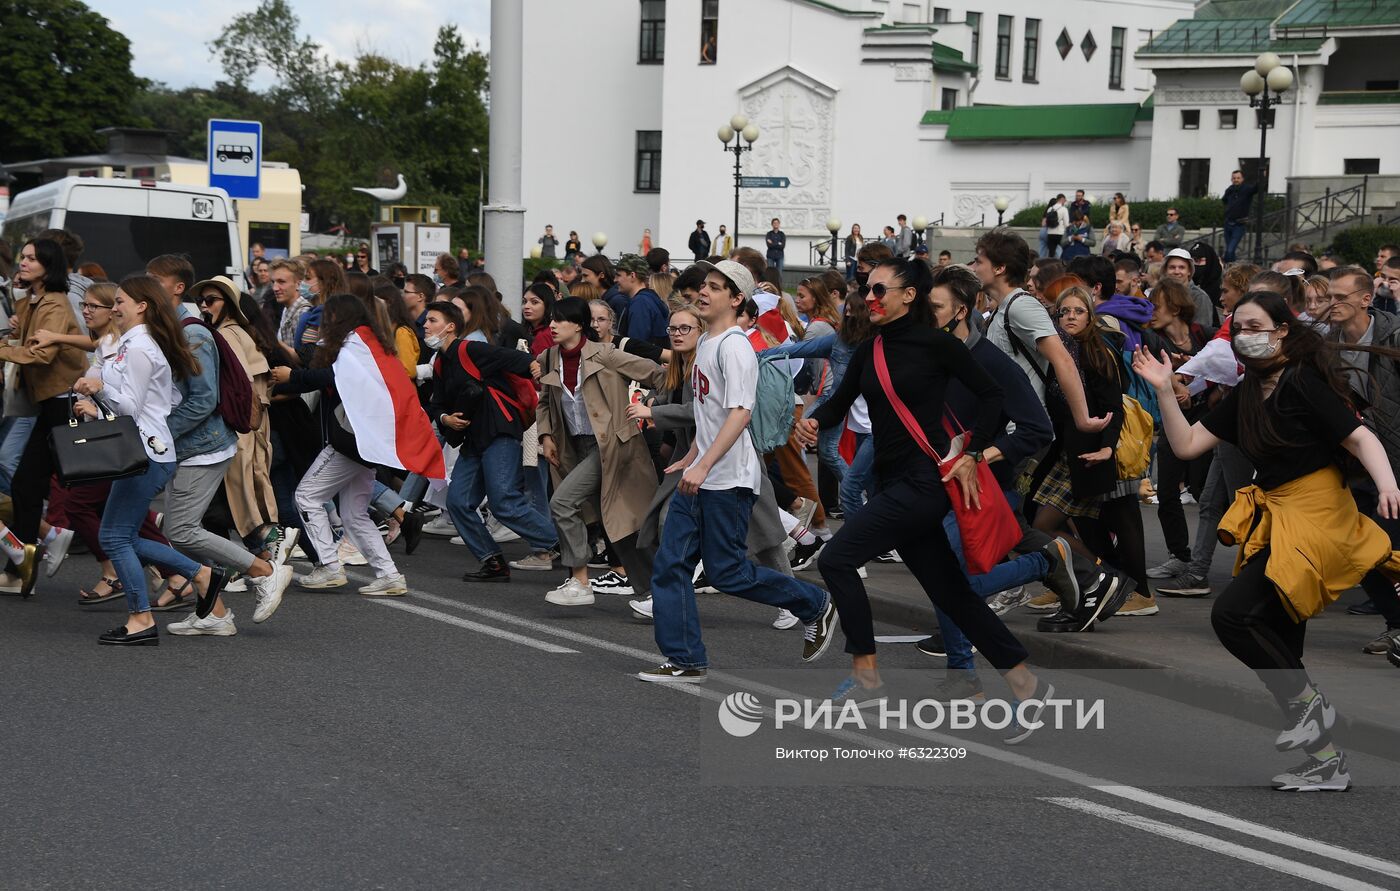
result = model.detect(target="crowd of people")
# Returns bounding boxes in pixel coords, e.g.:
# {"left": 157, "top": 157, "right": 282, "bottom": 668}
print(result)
{"left": 2, "top": 219, "right": 1399, "bottom": 793}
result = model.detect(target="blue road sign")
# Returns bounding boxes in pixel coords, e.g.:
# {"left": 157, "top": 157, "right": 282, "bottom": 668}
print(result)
{"left": 207, "top": 119, "right": 262, "bottom": 200}
{"left": 739, "top": 176, "right": 790, "bottom": 188}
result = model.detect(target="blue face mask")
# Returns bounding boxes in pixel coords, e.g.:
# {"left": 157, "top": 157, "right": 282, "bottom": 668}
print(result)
{"left": 298, "top": 282, "right": 312, "bottom": 300}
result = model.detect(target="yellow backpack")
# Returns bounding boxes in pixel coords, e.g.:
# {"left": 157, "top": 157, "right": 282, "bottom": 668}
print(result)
{"left": 1115, "top": 394, "right": 1154, "bottom": 480}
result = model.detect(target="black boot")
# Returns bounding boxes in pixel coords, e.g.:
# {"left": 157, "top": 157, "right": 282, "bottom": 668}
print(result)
{"left": 463, "top": 555, "right": 510, "bottom": 583}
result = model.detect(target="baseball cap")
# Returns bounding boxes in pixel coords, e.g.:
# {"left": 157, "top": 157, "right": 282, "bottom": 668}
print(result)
{"left": 1165, "top": 247, "right": 1193, "bottom": 263}
{"left": 692, "top": 259, "right": 756, "bottom": 297}
{"left": 696, "top": 219, "right": 706, "bottom": 226}
{"left": 616, "top": 253, "right": 650, "bottom": 276}
{"left": 915, "top": 244, "right": 930, "bottom": 255}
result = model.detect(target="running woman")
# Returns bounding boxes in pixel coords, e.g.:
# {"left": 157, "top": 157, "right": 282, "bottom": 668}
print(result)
{"left": 1134, "top": 289, "right": 1400, "bottom": 791}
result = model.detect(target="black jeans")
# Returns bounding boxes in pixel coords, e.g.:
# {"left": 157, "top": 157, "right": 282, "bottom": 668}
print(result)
{"left": 1155, "top": 429, "right": 1211, "bottom": 561}
{"left": 1351, "top": 485, "right": 1400, "bottom": 630}
{"left": 1211, "top": 546, "right": 1310, "bottom": 709}
{"left": 11, "top": 396, "right": 70, "bottom": 543}
{"left": 816, "top": 468, "right": 1029, "bottom": 670}
{"left": 1078, "top": 494, "right": 1148, "bottom": 597}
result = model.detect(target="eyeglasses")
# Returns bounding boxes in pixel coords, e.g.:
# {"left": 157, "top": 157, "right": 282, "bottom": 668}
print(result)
{"left": 1229, "top": 324, "right": 1279, "bottom": 336}
{"left": 666, "top": 324, "right": 696, "bottom": 335}
{"left": 1328, "top": 287, "right": 1371, "bottom": 304}
{"left": 80, "top": 302, "right": 110, "bottom": 312}
{"left": 357, "top": 253, "right": 368, "bottom": 259}
{"left": 1057, "top": 306, "right": 1089, "bottom": 318}
{"left": 196, "top": 295, "right": 224, "bottom": 307}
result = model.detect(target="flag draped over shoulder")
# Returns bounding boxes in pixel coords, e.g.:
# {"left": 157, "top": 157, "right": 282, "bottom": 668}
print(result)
{"left": 333, "top": 326, "right": 446, "bottom": 480}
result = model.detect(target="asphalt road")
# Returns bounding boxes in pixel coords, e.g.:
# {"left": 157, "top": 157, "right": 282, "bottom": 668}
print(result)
{"left": 2, "top": 529, "right": 1397, "bottom": 890}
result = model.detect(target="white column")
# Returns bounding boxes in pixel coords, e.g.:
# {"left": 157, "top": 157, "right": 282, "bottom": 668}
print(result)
{"left": 485, "top": 0, "right": 525, "bottom": 315}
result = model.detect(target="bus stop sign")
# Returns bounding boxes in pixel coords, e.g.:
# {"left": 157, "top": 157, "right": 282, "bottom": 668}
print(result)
{"left": 207, "top": 119, "right": 262, "bottom": 200}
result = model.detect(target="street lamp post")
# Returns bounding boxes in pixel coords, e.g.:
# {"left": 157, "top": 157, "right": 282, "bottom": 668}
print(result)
{"left": 993, "top": 196, "right": 1010, "bottom": 227}
{"left": 912, "top": 214, "right": 928, "bottom": 251}
{"left": 471, "top": 146, "right": 484, "bottom": 256}
{"left": 1240, "top": 52, "right": 1293, "bottom": 265}
{"left": 717, "top": 114, "right": 760, "bottom": 246}
{"left": 592, "top": 231, "right": 608, "bottom": 256}
{"left": 826, "top": 217, "right": 841, "bottom": 269}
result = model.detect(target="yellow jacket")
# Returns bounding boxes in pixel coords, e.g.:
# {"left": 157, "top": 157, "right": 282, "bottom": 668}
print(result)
{"left": 1219, "top": 465, "right": 1400, "bottom": 622}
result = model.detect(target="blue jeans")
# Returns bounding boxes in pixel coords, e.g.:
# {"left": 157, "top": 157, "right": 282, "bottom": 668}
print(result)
{"left": 1223, "top": 220, "right": 1247, "bottom": 262}
{"left": 934, "top": 491, "right": 1047, "bottom": 671}
{"left": 816, "top": 422, "right": 846, "bottom": 484}
{"left": 651, "top": 487, "right": 827, "bottom": 669}
{"left": 0, "top": 415, "right": 35, "bottom": 496}
{"left": 101, "top": 460, "right": 201, "bottom": 614}
{"left": 526, "top": 460, "right": 551, "bottom": 520}
{"left": 448, "top": 435, "right": 558, "bottom": 560}
{"left": 838, "top": 432, "right": 873, "bottom": 518}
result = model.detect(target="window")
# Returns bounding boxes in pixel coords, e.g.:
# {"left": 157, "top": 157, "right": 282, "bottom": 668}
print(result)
{"left": 700, "top": 0, "right": 718, "bottom": 64}
{"left": 933, "top": 6, "right": 950, "bottom": 23}
{"left": 1180, "top": 109, "right": 1200, "bottom": 130}
{"left": 1109, "top": 27, "right": 1125, "bottom": 89}
{"left": 1080, "top": 30, "right": 1097, "bottom": 61}
{"left": 1366, "top": 79, "right": 1400, "bottom": 91}
{"left": 1238, "top": 157, "right": 1269, "bottom": 185}
{"left": 638, "top": 0, "right": 665, "bottom": 64}
{"left": 1345, "top": 158, "right": 1381, "bottom": 175}
{"left": 996, "top": 15, "right": 1012, "bottom": 79}
{"left": 1023, "top": 19, "right": 1040, "bottom": 83}
{"left": 1178, "top": 159, "right": 1211, "bottom": 198}
{"left": 967, "top": 12, "right": 982, "bottom": 65}
{"left": 1218, "top": 109, "right": 1238, "bottom": 129}
{"left": 941, "top": 88, "right": 959, "bottom": 110}
{"left": 1055, "top": 28, "right": 1073, "bottom": 59}
{"left": 635, "top": 131, "right": 661, "bottom": 192}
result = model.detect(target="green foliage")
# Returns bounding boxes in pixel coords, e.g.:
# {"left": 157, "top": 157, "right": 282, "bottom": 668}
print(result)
{"left": 0, "top": 0, "right": 143, "bottom": 159}
{"left": 523, "top": 257, "right": 563, "bottom": 282}
{"left": 1327, "top": 226, "right": 1400, "bottom": 267}
{"left": 1008, "top": 196, "right": 1285, "bottom": 231}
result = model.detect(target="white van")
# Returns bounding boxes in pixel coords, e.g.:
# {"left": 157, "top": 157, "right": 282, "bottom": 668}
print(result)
{"left": 0, "top": 177, "right": 243, "bottom": 282}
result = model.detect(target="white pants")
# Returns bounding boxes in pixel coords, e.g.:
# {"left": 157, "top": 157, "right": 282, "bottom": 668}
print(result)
{"left": 295, "top": 446, "right": 397, "bottom": 577}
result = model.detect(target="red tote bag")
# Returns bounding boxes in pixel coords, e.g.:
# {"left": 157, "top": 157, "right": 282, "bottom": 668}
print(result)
{"left": 872, "top": 337, "right": 1022, "bottom": 575}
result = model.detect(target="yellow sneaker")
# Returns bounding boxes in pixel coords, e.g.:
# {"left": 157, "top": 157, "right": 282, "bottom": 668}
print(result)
{"left": 1117, "top": 592, "right": 1160, "bottom": 616}
{"left": 1026, "top": 590, "right": 1060, "bottom": 611}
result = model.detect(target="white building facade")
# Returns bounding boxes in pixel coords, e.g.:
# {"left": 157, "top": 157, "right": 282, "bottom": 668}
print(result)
{"left": 520, "top": 0, "right": 1399, "bottom": 262}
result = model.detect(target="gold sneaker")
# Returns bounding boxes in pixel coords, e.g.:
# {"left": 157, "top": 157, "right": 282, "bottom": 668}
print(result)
{"left": 18, "top": 543, "right": 39, "bottom": 598}
{"left": 1026, "top": 590, "right": 1061, "bottom": 611}
{"left": 1117, "top": 592, "right": 1160, "bottom": 616}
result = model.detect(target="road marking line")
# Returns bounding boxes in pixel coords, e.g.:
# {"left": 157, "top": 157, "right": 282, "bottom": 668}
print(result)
{"left": 369, "top": 577, "right": 1400, "bottom": 879}
{"left": 367, "top": 600, "right": 577, "bottom": 653}
{"left": 1041, "top": 797, "right": 1389, "bottom": 891}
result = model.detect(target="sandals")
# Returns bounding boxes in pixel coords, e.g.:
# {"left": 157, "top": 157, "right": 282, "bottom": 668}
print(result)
{"left": 78, "top": 578, "right": 125, "bottom": 605}
{"left": 151, "top": 578, "right": 196, "bottom": 612}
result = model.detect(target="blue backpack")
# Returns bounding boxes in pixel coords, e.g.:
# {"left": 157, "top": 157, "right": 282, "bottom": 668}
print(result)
{"left": 722, "top": 331, "right": 795, "bottom": 454}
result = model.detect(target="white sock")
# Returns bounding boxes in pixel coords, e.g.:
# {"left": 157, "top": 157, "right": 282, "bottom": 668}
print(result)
{"left": 814, "top": 527, "right": 834, "bottom": 542}
{"left": 793, "top": 529, "right": 816, "bottom": 546}
{"left": 0, "top": 524, "right": 26, "bottom": 565}
{"left": 41, "top": 527, "right": 59, "bottom": 545}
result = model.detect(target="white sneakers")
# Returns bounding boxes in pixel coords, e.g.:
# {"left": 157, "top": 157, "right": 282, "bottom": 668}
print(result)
{"left": 510, "top": 552, "right": 556, "bottom": 571}
{"left": 359, "top": 573, "right": 408, "bottom": 596}
{"left": 251, "top": 564, "right": 293, "bottom": 622}
{"left": 297, "top": 565, "right": 348, "bottom": 589}
{"left": 423, "top": 515, "right": 457, "bottom": 537}
{"left": 628, "top": 596, "right": 654, "bottom": 619}
{"left": 169, "top": 610, "right": 238, "bottom": 636}
{"left": 42, "top": 528, "right": 75, "bottom": 578}
{"left": 772, "top": 608, "right": 800, "bottom": 630}
{"left": 487, "top": 514, "right": 521, "bottom": 543}
{"left": 337, "top": 537, "right": 368, "bottom": 566}
{"left": 546, "top": 578, "right": 594, "bottom": 606}
{"left": 589, "top": 570, "right": 634, "bottom": 596}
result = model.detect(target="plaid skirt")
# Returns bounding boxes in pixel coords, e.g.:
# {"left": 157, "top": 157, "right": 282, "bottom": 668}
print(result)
{"left": 1032, "top": 456, "right": 1102, "bottom": 519}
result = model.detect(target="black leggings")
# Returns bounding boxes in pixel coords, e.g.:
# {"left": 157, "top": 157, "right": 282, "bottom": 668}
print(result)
{"left": 1211, "top": 546, "right": 1309, "bottom": 709}
{"left": 1078, "top": 494, "right": 1148, "bottom": 597}
{"left": 816, "top": 469, "right": 1029, "bottom": 670}
{"left": 11, "top": 397, "right": 69, "bottom": 542}
{"left": 1156, "top": 436, "right": 1210, "bottom": 561}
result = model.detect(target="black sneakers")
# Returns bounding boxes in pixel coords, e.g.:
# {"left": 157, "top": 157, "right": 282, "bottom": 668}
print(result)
{"left": 1004, "top": 678, "right": 1056, "bottom": 745}
{"left": 801, "top": 599, "right": 837, "bottom": 662}
{"left": 1389, "top": 634, "right": 1400, "bottom": 669}
{"left": 915, "top": 632, "right": 947, "bottom": 657}
{"left": 463, "top": 555, "right": 510, "bottom": 583}
{"left": 790, "top": 539, "right": 825, "bottom": 571}
{"left": 401, "top": 511, "right": 424, "bottom": 555}
{"left": 1276, "top": 689, "right": 1336, "bottom": 752}
{"left": 1040, "top": 537, "right": 1080, "bottom": 613}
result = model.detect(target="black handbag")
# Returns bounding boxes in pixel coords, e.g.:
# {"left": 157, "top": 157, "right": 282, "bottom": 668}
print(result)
{"left": 49, "top": 391, "right": 150, "bottom": 487}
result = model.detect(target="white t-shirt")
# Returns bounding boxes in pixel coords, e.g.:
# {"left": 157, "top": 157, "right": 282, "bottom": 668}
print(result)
{"left": 986, "top": 289, "right": 1056, "bottom": 407}
{"left": 690, "top": 327, "right": 763, "bottom": 493}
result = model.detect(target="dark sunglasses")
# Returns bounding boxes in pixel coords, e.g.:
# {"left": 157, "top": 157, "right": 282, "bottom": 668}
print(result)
{"left": 196, "top": 294, "right": 224, "bottom": 307}
{"left": 860, "top": 282, "right": 908, "bottom": 300}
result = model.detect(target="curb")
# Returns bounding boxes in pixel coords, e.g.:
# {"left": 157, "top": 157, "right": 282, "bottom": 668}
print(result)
{"left": 864, "top": 583, "right": 1400, "bottom": 760}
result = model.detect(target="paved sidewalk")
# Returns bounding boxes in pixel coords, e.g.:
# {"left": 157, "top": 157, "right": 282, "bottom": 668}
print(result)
{"left": 824, "top": 503, "right": 1400, "bottom": 756}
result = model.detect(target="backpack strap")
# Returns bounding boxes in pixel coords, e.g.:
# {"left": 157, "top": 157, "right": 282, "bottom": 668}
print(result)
{"left": 990, "top": 291, "right": 1049, "bottom": 386}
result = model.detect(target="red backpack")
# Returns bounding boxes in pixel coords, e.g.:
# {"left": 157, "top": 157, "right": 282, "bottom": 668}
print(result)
{"left": 181, "top": 318, "right": 255, "bottom": 434}
{"left": 456, "top": 340, "right": 537, "bottom": 427}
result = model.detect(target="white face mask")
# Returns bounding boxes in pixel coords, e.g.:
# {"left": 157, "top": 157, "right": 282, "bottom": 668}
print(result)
{"left": 1233, "top": 331, "right": 1279, "bottom": 359}
{"left": 424, "top": 333, "right": 443, "bottom": 350}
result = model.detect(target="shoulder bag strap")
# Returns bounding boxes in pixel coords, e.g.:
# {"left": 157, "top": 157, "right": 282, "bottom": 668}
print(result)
{"left": 873, "top": 336, "right": 943, "bottom": 464}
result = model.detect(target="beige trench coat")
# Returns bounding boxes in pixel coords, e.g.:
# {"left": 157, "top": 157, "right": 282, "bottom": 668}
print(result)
{"left": 537, "top": 341, "right": 664, "bottom": 542}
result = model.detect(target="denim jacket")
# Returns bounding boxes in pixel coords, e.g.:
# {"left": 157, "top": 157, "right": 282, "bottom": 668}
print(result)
{"left": 759, "top": 333, "right": 856, "bottom": 410}
{"left": 168, "top": 305, "right": 236, "bottom": 461}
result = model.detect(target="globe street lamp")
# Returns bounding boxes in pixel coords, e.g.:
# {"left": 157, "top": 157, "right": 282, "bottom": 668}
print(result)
{"left": 718, "top": 114, "right": 760, "bottom": 245}
{"left": 911, "top": 214, "right": 928, "bottom": 252}
{"left": 1241, "top": 52, "right": 1293, "bottom": 264}
{"left": 826, "top": 217, "right": 841, "bottom": 269}
{"left": 592, "top": 231, "right": 608, "bottom": 255}
{"left": 993, "top": 196, "right": 1010, "bottom": 227}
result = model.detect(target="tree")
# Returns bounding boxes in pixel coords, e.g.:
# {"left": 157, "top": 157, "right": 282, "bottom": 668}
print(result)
{"left": 0, "top": 0, "right": 142, "bottom": 160}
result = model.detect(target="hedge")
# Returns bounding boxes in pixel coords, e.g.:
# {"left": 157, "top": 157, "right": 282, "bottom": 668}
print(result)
{"left": 1327, "top": 226, "right": 1400, "bottom": 267}
{"left": 1008, "top": 196, "right": 1285, "bottom": 231}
